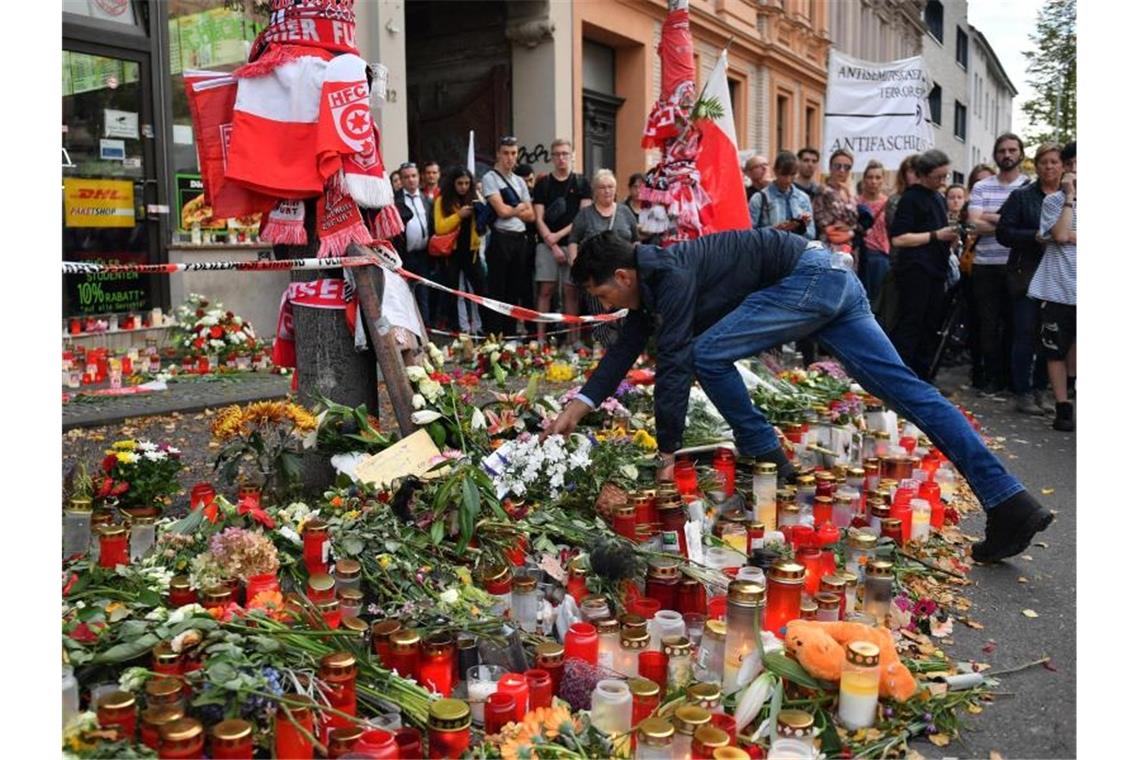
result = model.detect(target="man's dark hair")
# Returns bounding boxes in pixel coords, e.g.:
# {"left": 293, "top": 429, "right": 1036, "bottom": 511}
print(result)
{"left": 423, "top": 160, "right": 440, "bottom": 171}
{"left": 797, "top": 147, "right": 820, "bottom": 161}
{"left": 1061, "top": 141, "right": 1077, "bottom": 162}
{"left": 774, "top": 151, "right": 798, "bottom": 174}
{"left": 913, "top": 149, "right": 951, "bottom": 176}
{"left": 571, "top": 231, "right": 637, "bottom": 288}
{"left": 514, "top": 163, "right": 534, "bottom": 178}
{"left": 992, "top": 132, "right": 1024, "bottom": 161}
{"left": 628, "top": 172, "right": 647, "bottom": 188}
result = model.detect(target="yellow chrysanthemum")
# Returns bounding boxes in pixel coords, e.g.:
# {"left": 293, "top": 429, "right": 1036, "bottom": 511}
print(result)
{"left": 111, "top": 439, "right": 137, "bottom": 451}
{"left": 115, "top": 451, "right": 137, "bottom": 464}
{"left": 632, "top": 429, "right": 657, "bottom": 451}
{"left": 210, "top": 405, "right": 245, "bottom": 441}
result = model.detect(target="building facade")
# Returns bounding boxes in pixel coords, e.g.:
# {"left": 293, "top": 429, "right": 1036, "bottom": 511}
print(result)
{"left": 921, "top": 0, "right": 970, "bottom": 183}
{"left": 826, "top": 0, "right": 925, "bottom": 62}
{"left": 967, "top": 24, "right": 1017, "bottom": 173}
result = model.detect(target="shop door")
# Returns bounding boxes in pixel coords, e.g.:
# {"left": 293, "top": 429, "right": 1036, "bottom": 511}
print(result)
{"left": 62, "top": 46, "right": 161, "bottom": 319}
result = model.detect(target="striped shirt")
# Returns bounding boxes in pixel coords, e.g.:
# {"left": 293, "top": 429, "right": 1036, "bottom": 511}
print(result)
{"left": 1028, "top": 191, "right": 1076, "bottom": 305}
{"left": 969, "top": 174, "right": 1031, "bottom": 265}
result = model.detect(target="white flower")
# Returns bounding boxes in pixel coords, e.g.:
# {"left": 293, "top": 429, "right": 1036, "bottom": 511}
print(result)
{"left": 118, "top": 666, "right": 149, "bottom": 693}
{"left": 278, "top": 525, "right": 302, "bottom": 546}
{"left": 143, "top": 450, "right": 166, "bottom": 462}
{"left": 412, "top": 393, "right": 426, "bottom": 409}
{"left": 199, "top": 315, "right": 218, "bottom": 326}
{"left": 171, "top": 629, "right": 200, "bottom": 653}
{"left": 406, "top": 365, "right": 428, "bottom": 383}
{"left": 136, "top": 441, "right": 157, "bottom": 452}
{"left": 412, "top": 410, "right": 443, "bottom": 425}
{"left": 167, "top": 604, "right": 207, "bottom": 625}
{"left": 471, "top": 407, "right": 486, "bottom": 430}
{"left": 490, "top": 351, "right": 502, "bottom": 363}
{"left": 427, "top": 343, "right": 446, "bottom": 368}
{"left": 439, "top": 588, "right": 460, "bottom": 605}
{"left": 144, "top": 607, "right": 169, "bottom": 622}
{"left": 166, "top": 446, "right": 180, "bottom": 455}
{"left": 233, "top": 316, "right": 243, "bottom": 325}
{"left": 419, "top": 379, "right": 444, "bottom": 403}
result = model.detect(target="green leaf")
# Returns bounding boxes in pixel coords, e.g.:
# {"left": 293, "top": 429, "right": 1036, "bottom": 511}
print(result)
{"left": 137, "top": 589, "right": 162, "bottom": 608}
{"left": 251, "top": 635, "right": 282, "bottom": 653}
{"left": 207, "top": 661, "right": 238, "bottom": 684}
{"left": 762, "top": 652, "right": 833, "bottom": 692}
{"left": 819, "top": 712, "right": 842, "bottom": 756}
{"left": 430, "top": 520, "right": 445, "bottom": 546}
{"left": 92, "top": 633, "right": 160, "bottom": 664}
{"left": 428, "top": 421, "right": 447, "bottom": 449}
{"left": 341, "top": 535, "right": 365, "bottom": 557}
{"left": 116, "top": 620, "right": 150, "bottom": 639}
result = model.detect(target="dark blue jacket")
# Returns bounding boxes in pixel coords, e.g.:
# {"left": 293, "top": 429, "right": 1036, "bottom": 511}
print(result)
{"left": 579, "top": 228, "right": 806, "bottom": 453}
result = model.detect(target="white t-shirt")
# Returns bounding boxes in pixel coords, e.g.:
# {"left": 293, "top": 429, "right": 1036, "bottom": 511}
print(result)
{"left": 402, "top": 191, "right": 430, "bottom": 251}
{"left": 1028, "top": 191, "right": 1076, "bottom": 305}
{"left": 481, "top": 169, "right": 531, "bottom": 233}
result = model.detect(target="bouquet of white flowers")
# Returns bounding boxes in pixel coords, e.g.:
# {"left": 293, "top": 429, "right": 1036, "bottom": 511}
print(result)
{"left": 484, "top": 433, "right": 593, "bottom": 501}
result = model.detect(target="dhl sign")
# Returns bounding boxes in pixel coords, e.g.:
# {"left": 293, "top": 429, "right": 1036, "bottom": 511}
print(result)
{"left": 64, "top": 178, "right": 135, "bottom": 228}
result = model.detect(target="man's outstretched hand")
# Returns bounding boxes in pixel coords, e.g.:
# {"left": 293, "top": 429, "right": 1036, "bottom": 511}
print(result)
{"left": 543, "top": 398, "right": 593, "bottom": 439}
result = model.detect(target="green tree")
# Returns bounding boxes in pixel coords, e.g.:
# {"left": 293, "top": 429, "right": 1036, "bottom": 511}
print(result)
{"left": 1021, "top": 0, "right": 1076, "bottom": 144}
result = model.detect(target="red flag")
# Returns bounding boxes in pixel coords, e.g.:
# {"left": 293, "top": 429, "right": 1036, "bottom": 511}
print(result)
{"left": 695, "top": 51, "right": 751, "bottom": 233}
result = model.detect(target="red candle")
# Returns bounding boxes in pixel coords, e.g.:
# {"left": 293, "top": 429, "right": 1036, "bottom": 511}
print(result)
{"left": 301, "top": 518, "right": 330, "bottom": 575}
{"left": 676, "top": 577, "right": 708, "bottom": 616}
{"left": 795, "top": 547, "right": 823, "bottom": 595}
{"left": 920, "top": 481, "right": 944, "bottom": 529}
{"left": 98, "top": 524, "right": 129, "bottom": 568}
{"left": 712, "top": 447, "right": 736, "bottom": 497}
{"left": 764, "top": 561, "right": 806, "bottom": 638}
{"left": 785, "top": 524, "right": 815, "bottom": 552}
{"left": 389, "top": 630, "right": 422, "bottom": 680}
{"left": 70, "top": 318, "right": 81, "bottom": 335}
{"left": 168, "top": 575, "right": 196, "bottom": 607}
{"left": 505, "top": 535, "right": 528, "bottom": 566}
{"left": 371, "top": 620, "right": 402, "bottom": 669}
{"left": 420, "top": 633, "right": 456, "bottom": 697}
{"left": 152, "top": 643, "right": 182, "bottom": 677}
{"left": 634, "top": 491, "right": 656, "bottom": 527}
{"left": 710, "top": 711, "right": 737, "bottom": 740}
{"left": 395, "top": 727, "right": 422, "bottom": 759}
{"left": 707, "top": 595, "right": 727, "bottom": 621}
{"left": 189, "top": 482, "right": 215, "bottom": 511}
{"left": 496, "top": 673, "right": 530, "bottom": 721}
{"left": 645, "top": 559, "right": 681, "bottom": 612}
{"left": 658, "top": 504, "right": 690, "bottom": 558}
{"left": 210, "top": 719, "right": 254, "bottom": 759}
{"left": 524, "top": 668, "right": 553, "bottom": 709}
{"left": 565, "top": 559, "right": 588, "bottom": 603}
{"left": 630, "top": 596, "right": 662, "bottom": 620}
{"left": 899, "top": 435, "right": 917, "bottom": 455}
{"left": 812, "top": 496, "right": 833, "bottom": 527}
{"left": 483, "top": 692, "right": 517, "bottom": 735}
{"left": 638, "top": 650, "right": 668, "bottom": 691}
{"left": 97, "top": 691, "right": 137, "bottom": 741}
{"left": 319, "top": 652, "right": 357, "bottom": 734}
{"left": 535, "top": 641, "right": 565, "bottom": 694}
{"left": 882, "top": 518, "right": 905, "bottom": 545}
{"left": 275, "top": 697, "right": 315, "bottom": 760}
{"left": 158, "top": 718, "right": 205, "bottom": 759}
{"left": 563, "top": 622, "right": 598, "bottom": 664}
{"left": 673, "top": 459, "right": 699, "bottom": 498}
{"left": 427, "top": 700, "right": 472, "bottom": 759}
{"left": 630, "top": 677, "right": 661, "bottom": 726}
{"left": 245, "top": 572, "right": 279, "bottom": 601}
{"left": 614, "top": 505, "right": 637, "bottom": 540}
{"left": 355, "top": 729, "right": 398, "bottom": 759}
{"left": 141, "top": 707, "right": 183, "bottom": 750}
{"left": 197, "top": 356, "right": 210, "bottom": 374}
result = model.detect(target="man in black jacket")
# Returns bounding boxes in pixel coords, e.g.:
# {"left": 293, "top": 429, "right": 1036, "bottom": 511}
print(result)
{"left": 547, "top": 228, "right": 1053, "bottom": 563}
{"left": 393, "top": 162, "right": 434, "bottom": 323}
{"left": 996, "top": 143, "right": 1064, "bottom": 416}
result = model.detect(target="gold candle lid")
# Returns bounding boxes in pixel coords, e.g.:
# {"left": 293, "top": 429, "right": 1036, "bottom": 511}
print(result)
{"left": 727, "top": 580, "right": 766, "bottom": 606}
{"left": 300, "top": 517, "right": 327, "bottom": 534}
{"left": 371, "top": 619, "right": 402, "bottom": 639}
{"left": 767, "top": 560, "right": 806, "bottom": 583}
{"left": 629, "top": 676, "right": 660, "bottom": 698}
{"left": 390, "top": 629, "right": 422, "bottom": 651}
{"left": 662, "top": 635, "right": 692, "bottom": 657}
{"left": 145, "top": 676, "right": 182, "bottom": 700}
{"left": 847, "top": 529, "right": 877, "bottom": 549}
{"left": 815, "top": 592, "right": 841, "bottom": 610}
{"left": 672, "top": 705, "right": 712, "bottom": 736}
{"left": 755, "top": 462, "right": 778, "bottom": 475}
{"left": 342, "top": 615, "right": 368, "bottom": 634}
{"left": 319, "top": 651, "right": 357, "bottom": 677}
{"left": 328, "top": 726, "right": 366, "bottom": 753}
{"left": 536, "top": 641, "right": 565, "bottom": 664}
{"left": 713, "top": 749, "right": 752, "bottom": 760}
{"left": 694, "top": 725, "right": 730, "bottom": 750}
{"left": 620, "top": 629, "right": 650, "bottom": 650}
{"left": 307, "top": 572, "right": 335, "bottom": 594}
{"left": 512, "top": 574, "right": 538, "bottom": 592}
{"left": 702, "top": 619, "right": 727, "bottom": 641}
{"left": 337, "top": 587, "right": 364, "bottom": 604}
{"left": 866, "top": 560, "right": 894, "bottom": 578}
{"left": 619, "top": 613, "right": 647, "bottom": 633}
{"left": 637, "top": 716, "right": 675, "bottom": 745}
{"left": 211, "top": 718, "right": 252, "bottom": 743}
{"left": 159, "top": 717, "right": 203, "bottom": 744}
{"left": 334, "top": 559, "right": 361, "bottom": 578}
{"left": 428, "top": 698, "right": 472, "bottom": 731}
{"left": 142, "top": 706, "right": 184, "bottom": 729}
{"left": 778, "top": 708, "right": 815, "bottom": 736}
{"left": 97, "top": 690, "right": 136, "bottom": 711}
{"left": 596, "top": 618, "right": 620, "bottom": 635}
{"left": 846, "top": 640, "right": 880, "bottom": 666}
{"left": 422, "top": 632, "right": 455, "bottom": 657}
{"left": 686, "top": 681, "right": 722, "bottom": 706}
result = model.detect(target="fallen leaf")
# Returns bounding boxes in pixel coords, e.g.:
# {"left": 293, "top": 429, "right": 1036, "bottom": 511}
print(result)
{"left": 1022, "top": 609, "right": 1039, "bottom": 618}
{"left": 1043, "top": 659, "right": 1058, "bottom": 672}
{"left": 928, "top": 732, "right": 951, "bottom": 747}
{"left": 1021, "top": 555, "right": 1033, "bottom": 561}
{"left": 1034, "top": 542, "right": 1049, "bottom": 548}
{"left": 1017, "top": 577, "right": 1029, "bottom": 584}
{"left": 967, "top": 703, "right": 984, "bottom": 714}
{"left": 1041, "top": 488, "right": 1055, "bottom": 495}
{"left": 982, "top": 640, "right": 997, "bottom": 654}
{"left": 964, "top": 618, "right": 985, "bottom": 630}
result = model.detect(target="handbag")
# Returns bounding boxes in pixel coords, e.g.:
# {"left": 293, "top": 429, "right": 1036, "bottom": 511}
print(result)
{"left": 427, "top": 228, "right": 459, "bottom": 257}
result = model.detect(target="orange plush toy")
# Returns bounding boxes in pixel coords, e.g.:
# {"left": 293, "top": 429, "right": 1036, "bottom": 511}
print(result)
{"left": 784, "top": 619, "right": 918, "bottom": 701}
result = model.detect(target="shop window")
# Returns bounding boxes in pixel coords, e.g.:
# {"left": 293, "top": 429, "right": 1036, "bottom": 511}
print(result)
{"left": 63, "top": 0, "right": 139, "bottom": 27}
{"left": 168, "top": 0, "right": 267, "bottom": 244}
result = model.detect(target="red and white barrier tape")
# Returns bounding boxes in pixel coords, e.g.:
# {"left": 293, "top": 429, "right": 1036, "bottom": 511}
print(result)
{"left": 62, "top": 243, "right": 629, "bottom": 325}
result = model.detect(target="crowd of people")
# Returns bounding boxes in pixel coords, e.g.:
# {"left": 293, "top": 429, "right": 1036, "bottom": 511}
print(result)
{"left": 386, "top": 131, "right": 1076, "bottom": 432}
{"left": 737, "top": 136, "right": 1076, "bottom": 433}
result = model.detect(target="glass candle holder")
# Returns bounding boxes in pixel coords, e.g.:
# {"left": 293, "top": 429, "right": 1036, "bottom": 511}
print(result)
{"left": 776, "top": 709, "right": 815, "bottom": 752}
{"left": 814, "top": 593, "right": 841, "bottom": 622}
{"left": 881, "top": 518, "right": 904, "bottom": 546}
{"left": 274, "top": 696, "right": 315, "bottom": 760}
{"left": 909, "top": 498, "right": 931, "bottom": 544}
{"left": 638, "top": 649, "right": 668, "bottom": 691}
{"left": 687, "top": 681, "right": 724, "bottom": 716}
{"left": 833, "top": 489, "right": 858, "bottom": 529}
{"left": 673, "top": 460, "right": 699, "bottom": 498}
{"left": 467, "top": 664, "right": 506, "bottom": 725}
{"left": 863, "top": 561, "right": 895, "bottom": 624}
{"left": 167, "top": 575, "right": 196, "bottom": 608}
{"left": 811, "top": 496, "right": 833, "bottom": 528}
{"left": 723, "top": 581, "right": 765, "bottom": 695}
{"left": 672, "top": 705, "right": 713, "bottom": 753}
{"left": 692, "top": 724, "right": 731, "bottom": 759}
{"left": 631, "top": 596, "right": 663, "bottom": 621}
{"left": 649, "top": 609, "right": 686, "bottom": 650}
{"left": 389, "top": 629, "right": 422, "bottom": 681}
{"left": 564, "top": 622, "right": 599, "bottom": 665}
{"left": 819, "top": 575, "right": 847, "bottom": 618}
{"left": 713, "top": 447, "right": 736, "bottom": 497}
{"left": 752, "top": 462, "right": 778, "bottom": 531}
{"left": 152, "top": 643, "right": 182, "bottom": 677}
{"left": 336, "top": 588, "right": 363, "bottom": 619}
{"left": 764, "top": 561, "right": 805, "bottom": 639}
{"left": 301, "top": 518, "right": 330, "bottom": 575}
{"left": 867, "top": 500, "right": 891, "bottom": 537}
{"left": 97, "top": 524, "right": 129, "bottom": 569}
{"left": 664, "top": 635, "right": 694, "bottom": 692}
{"left": 511, "top": 575, "right": 539, "bottom": 634}
{"left": 396, "top": 727, "right": 423, "bottom": 759}
{"left": 306, "top": 572, "right": 336, "bottom": 603}
{"left": 483, "top": 692, "right": 516, "bottom": 736}
{"left": 524, "top": 668, "right": 553, "bottom": 710}
{"left": 844, "top": 529, "right": 877, "bottom": 581}
{"left": 658, "top": 504, "right": 689, "bottom": 557}
{"left": 371, "top": 620, "right": 402, "bottom": 670}
{"left": 919, "top": 481, "right": 945, "bottom": 529}
{"left": 614, "top": 504, "right": 638, "bottom": 541}
{"left": 356, "top": 729, "right": 398, "bottom": 759}
{"left": 327, "top": 727, "right": 365, "bottom": 758}
{"left": 427, "top": 699, "right": 471, "bottom": 760}
{"left": 619, "top": 629, "right": 650, "bottom": 678}
{"left": 591, "top": 679, "right": 633, "bottom": 735}
{"left": 480, "top": 563, "right": 513, "bottom": 617}
{"left": 580, "top": 594, "right": 612, "bottom": 622}
{"left": 318, "top": 651, "right": 358, "bottom": 729}
{"left": 696, "top": 619, "right": 726, "bottom": 684}
{"left": 596, "top": 618, "right": 621, "bottom": 671}
{"left": 645, "top": 558, "right": 682, "bottom": 613}
{"left": 838, "top": 642, "right": 880, "bottom": 730}
{"left": 496, "top": 673, "right": 529, "bottom": 722}
{"left": 63, "top": 498, "right": 93, "bottom": 559}
{"left": 794, "top": 547, "right": 823, "bottom": 596}
{"left": 629, "top": 676, "right": 660, "bottom": 726}
{"left": 333, "top": 559, "right": 362, "bottom": 594}
{"left": 534, "top": 641, "right": 565, "bottom": 694}
{"left": 141, "top": 707, "right": 184, "bottom": 751}
{"left": 210, "top": 718, "right": 254, "bottom": 759}
{"left": 636, "top": 716, "right": 675, "bottom": 760}
{"left": 158, "top": 717, "right": 204, "bottom": 759}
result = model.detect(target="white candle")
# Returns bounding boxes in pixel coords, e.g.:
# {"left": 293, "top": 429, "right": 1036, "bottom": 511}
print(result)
{"left": 838, "top": 668, "right": 879, "bottom": 729}
{"left": 467, "top": 679, "right": 497, "bottom": 724}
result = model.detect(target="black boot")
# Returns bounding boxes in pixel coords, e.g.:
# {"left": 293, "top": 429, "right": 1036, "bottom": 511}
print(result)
{"left": 1053, "top": 401, "right": 1075, "bottom": 432}
{"left": 971, "top": 491, "right": 1055, "bottom": 563}
{"left": 756, "top": 446, "right": 797, "bottom": 487}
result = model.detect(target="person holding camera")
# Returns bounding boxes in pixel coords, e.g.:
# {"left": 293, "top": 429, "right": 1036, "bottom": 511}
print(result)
{"left": 760, "top": 151, "right": 816, "bottom": 240}
{"left": 887, "top": 149, "right": 960, "bottom": 380}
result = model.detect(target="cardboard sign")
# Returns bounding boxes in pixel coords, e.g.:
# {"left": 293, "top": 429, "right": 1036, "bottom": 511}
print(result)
{"left": 63, "top": 178, "right": 135, "bottom": 228}
{"left": 354, "top": 429, "right": 448, "bottom": 488}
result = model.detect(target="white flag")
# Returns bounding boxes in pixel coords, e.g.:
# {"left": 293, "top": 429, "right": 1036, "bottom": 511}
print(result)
{"left": 467, "top": 130, "right": 476, "bottom": 175}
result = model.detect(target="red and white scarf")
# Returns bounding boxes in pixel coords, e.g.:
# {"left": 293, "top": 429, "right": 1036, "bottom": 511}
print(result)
{"left": 241, "top": 0, "right": 359, "bottom": 78}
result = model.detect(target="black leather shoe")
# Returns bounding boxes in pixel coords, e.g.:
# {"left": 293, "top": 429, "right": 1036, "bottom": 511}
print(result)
{"left": 971, "top": 491, "right": 1055, "bottom": 563}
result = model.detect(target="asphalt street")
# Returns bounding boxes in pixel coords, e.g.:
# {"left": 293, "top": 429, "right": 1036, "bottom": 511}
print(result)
{"left": 919, "top": 364, "right": 1077, "bottom": 760}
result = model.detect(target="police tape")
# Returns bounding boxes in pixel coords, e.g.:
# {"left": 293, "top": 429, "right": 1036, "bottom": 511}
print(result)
{"left": 62, "top": 243, "right": 630, "bottom": 326}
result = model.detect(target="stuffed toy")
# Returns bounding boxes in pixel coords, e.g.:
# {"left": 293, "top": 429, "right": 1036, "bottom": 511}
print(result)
{"left": 784, "top": 619, "right": 918, "bottom": 701}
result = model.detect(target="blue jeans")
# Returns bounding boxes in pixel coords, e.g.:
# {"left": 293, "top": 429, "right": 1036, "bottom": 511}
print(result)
{"left": 861, "top": 248, "right": 891, "bottom": 306}
{"left": 1010, "top": 294, "right": 1047, "bottom": 395}
{"left": 691, "top": 247, "right": 1024, "bottom": 510}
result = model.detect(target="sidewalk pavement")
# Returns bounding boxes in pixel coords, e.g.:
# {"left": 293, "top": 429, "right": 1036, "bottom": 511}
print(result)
{"left": 61, "top": 373, "right": 292, "bottom": 430}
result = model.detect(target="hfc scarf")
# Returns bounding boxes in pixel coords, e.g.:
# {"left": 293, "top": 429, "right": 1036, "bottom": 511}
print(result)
{"left": 241, "top": 0, "right": 359, "bottom": 78}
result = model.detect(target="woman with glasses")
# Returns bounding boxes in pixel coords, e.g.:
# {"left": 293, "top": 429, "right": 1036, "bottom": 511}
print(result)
{"left": 812, "top": 149, "right": 862, "bottom": 269}
{"left": 887, "top": 149, "right": 961, "bottom": 379}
